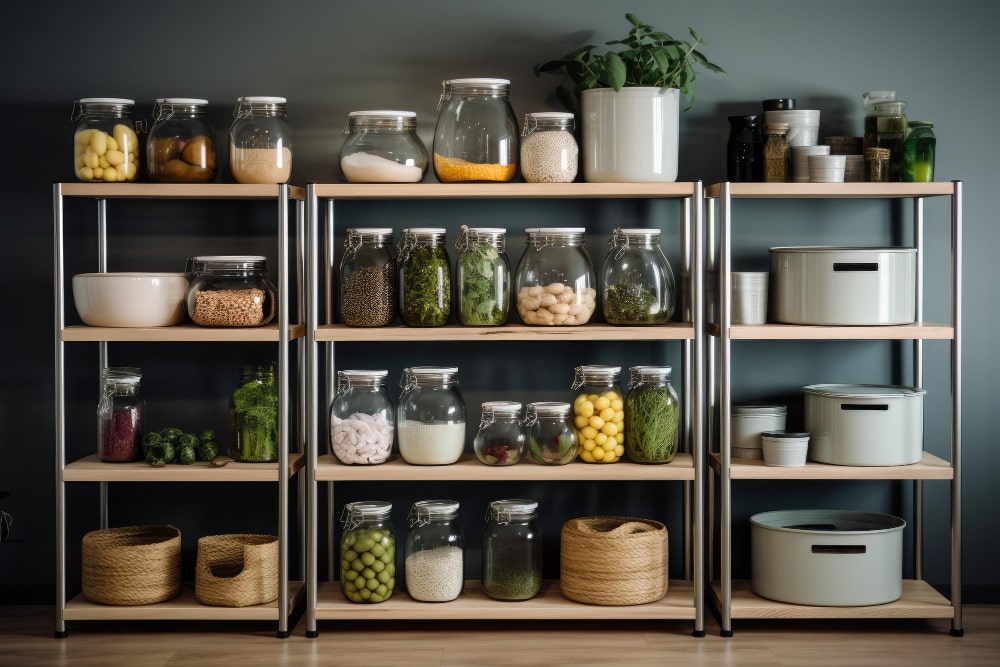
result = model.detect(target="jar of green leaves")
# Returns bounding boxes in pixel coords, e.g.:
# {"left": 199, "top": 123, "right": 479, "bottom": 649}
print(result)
{"left": 229, "top": 363, "right": 279, "bottom": 462}
{"left": 600, "top": 228, "right": 676, "bottom": 325}
{"left": 624, "top": 365, "right": 679, "bottom": 463}
{"left": 398, "top": 227, "right": 451, "bottom": 326}
{"left": 455, "top": 225, "right": 510, "bottom": 325}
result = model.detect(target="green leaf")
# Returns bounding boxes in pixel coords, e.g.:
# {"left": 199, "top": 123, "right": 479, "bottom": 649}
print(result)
{"left": 626, "top": 12, "right": 642, "bottom": 27}
{"left": 689, "top": 27, "right": 704, "bottom": 43}
{"left": 604, "top": 52, "right": 627, "bottom": 90}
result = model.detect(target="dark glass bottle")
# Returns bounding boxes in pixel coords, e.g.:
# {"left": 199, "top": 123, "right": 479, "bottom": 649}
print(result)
{"left": 727, "top": 115, "right": 762, "bottom": 182}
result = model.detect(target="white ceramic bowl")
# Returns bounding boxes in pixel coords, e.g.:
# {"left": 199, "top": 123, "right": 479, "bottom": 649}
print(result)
{"left": 72, "top": 272, "right": 189, "bottom": 327}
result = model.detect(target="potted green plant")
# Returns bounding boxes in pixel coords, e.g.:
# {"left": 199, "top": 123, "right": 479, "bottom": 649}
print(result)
{"left": 535, "top": 13, "right": 724, "bottom": 182}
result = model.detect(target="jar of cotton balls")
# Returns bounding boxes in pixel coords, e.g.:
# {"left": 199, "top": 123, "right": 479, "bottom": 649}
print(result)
{"left": 330, "top": 369, "right": 395, "bottom": 465}
{"left": 520, "top": 112, "right": 578, "bottom": 183}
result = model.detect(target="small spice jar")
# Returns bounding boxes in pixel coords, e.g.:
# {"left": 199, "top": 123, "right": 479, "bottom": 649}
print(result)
{"left": 514, "top": 227, "right": 596, "bottom": 326}
{"left": 397, "top": 367, "right": 466, "bottom": 465}
{"left": 330, "top": 370, "right": 394, "bottom": 465}
{"left": 520, "top": 111, "right": 578, "bottom": 183}
{"left": 97, "top": 366, "right": 144, "bottom": 462}
{"left": 340, "top": 501, "right": 395, "bottom": 603}
{"left": 433, "top": 78, "right": 518, "bottom": 182}
{"left": 625, "top": 365, "right": 680, "bottom": 463}
{"left": 405, "top": 499, "right": 463, "bottom": 602}
{"left": 763, "top": 122, "right": 790, "bottom": 183}
{"left": 601, "top": 227, "right": 676, "bottom": 325}
{"left": 185, "top": 255, "right": 277, "bottom": 327}
{"left": 901, "top": 121, "right": 936, "bottom": 182}
{"left": 523, "top": 401, "right": 578, "bottom": 465}
{"left": 570, "top": 365, "right": 625, "bottom": 463}
{"left": 455, "top": 225, "right": 510, "bottom": 326}
{"left": 474, "top": 401, "right": 526, "bottom": 465}
{"left": 727, "top": 115, "right": 763, "bottom": 182}
{"left": 339, "top": 228, "right": 396, "bottom": 327}
{"left": 71, "top": 98, "right": 140, "bottom": 182}
{"left": 483, "top": 499, "right": 542, "bottom": 601}
{"left": 147, "top": 98, "right": 216, "bottom": 182}
{"left": 229, "top": 96, "right": 292, "bottom": 184}
{"left": 866, "top": 147, "right": 891, "bottom": 182}
{"left": 229, "top": 363, "right": 278, "bottom": 463}
{"left": 339, "top": 110, "right": 428, "bottom": 183}
{"left": 398, "top": 228, "right": 451, "bottom": 327}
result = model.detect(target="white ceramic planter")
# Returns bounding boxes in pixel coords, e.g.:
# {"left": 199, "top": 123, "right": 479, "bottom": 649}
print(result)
{"left": 580, "top": 87, "right": 679, "bottom": 182}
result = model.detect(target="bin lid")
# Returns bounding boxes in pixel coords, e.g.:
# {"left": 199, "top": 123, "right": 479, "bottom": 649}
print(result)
{"left": 802, "top": 384, "right": 926, "bottom": 399}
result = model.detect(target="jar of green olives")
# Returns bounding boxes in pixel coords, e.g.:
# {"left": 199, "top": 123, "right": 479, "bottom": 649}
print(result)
{"left": 340, "top": 501, "right": 395, "bottom": 604}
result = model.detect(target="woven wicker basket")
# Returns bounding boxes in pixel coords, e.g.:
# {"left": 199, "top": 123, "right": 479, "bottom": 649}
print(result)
{"left": 81, "top": 524, "right": 182, "bottom": 606}
{"left": 560, "top": 516, "right": 668, "bottom": 606}
{"left": 195, "top": 534, "right": 278, "bottom": 607}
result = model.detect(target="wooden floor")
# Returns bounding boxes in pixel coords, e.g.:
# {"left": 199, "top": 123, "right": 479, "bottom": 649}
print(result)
{"left": 1, "top": 605, "right": 997, "bottom": 666}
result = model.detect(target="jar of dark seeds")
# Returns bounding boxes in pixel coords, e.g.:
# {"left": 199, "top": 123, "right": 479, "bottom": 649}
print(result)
{"left": 339, "top": 228, "right": 397, "bottom": 326}
{"left": 482, "top": 499, "right": 542, "bottom": 601}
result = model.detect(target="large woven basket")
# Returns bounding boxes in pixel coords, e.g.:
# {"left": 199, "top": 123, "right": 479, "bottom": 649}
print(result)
{"left": 195, "top": 533, "right": 278, "bottom": 607}
{"left": 560, "top": 516, "right": 668, "bottom": 606}
{"left": 82, "top": 524, "right": 181, "bottom": 606}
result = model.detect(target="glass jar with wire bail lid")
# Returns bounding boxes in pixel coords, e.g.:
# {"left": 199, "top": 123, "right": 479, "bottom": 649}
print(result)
{"left": 523, "top": 401, "right": 578, "bottom": 465}
{"left": 185, "top": 255, "right": 277, "bottom": 327}
{"left": 339, "top": 228, "right": 397, "bottom": 327}
{"left": 229, "top": 363, "right": 278, "bottom": 462}
{"left": 405, "top": 499, "right": 464, "bottom": 602}
{"left": 147, "top": 98, "right": 216, "bottom": 182}
{"left": 71, "top": 98, "right": 140, "bottom": 182}
{"left": 330, "top": 370, "right": 394, "bottom": 465}
{"left": 455, "top": 225, "right": 510, "bottom": 326}
{"left": 625, "top": 365, "right": 679, "bottom": 463}
{"left": 339, "top": 110, "right": 428, "bottom": 183}
{"left": 398, "top": 227, "right": 451, "bottom": 327}
{"left": 482, "top": 499, "right": 542, "bottom": 601}
{"left": 474, "top": 401, "right": 526, "bottom": 465}
{"left": 433, "top": 78, "right": 518, "bottom": 182}
{"left": 229, "top": 96, "right": 292, "bottom": 184}
{"left": 520, "top": 111, "right": 578, "bottom": 183}
{"left": 601, "top": 228, "right": 677, "bottom": 325}
{"left": 514, "top": 227, "right": 596, "bottom": 326}
{"left": 570, "top": 365, "right": 625, "bottom": 463}
{"left": 98, "top": 367, "right": 144, "bottom": 462}
{"left": 397, "top": 366, "right": 466, "bottom": 465}
{"left": 340, "top": 501, "right": 395, "bottom": 603}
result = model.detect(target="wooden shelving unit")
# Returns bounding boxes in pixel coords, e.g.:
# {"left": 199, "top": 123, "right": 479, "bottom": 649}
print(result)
{"left": 61, "top": 323, "right": 306, "bottom": 342}
{"left": 708, "top": 451, "right": 953, "bottom": 480}
{"left": 317, "top": 322, "right": 694, "bottom": 342}
{"left": 65, "top": 583, "right": 306, "bottom": 621}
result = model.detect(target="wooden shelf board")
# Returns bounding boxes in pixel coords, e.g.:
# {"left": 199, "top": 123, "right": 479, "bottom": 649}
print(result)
{"left": 705, "top": 322, "right": 954, "bottom": 340}
{"left": 57, "top": 182, "right": 305, "bottom": 200}
{"left": 704, "top": 182, "right": 956, "bottom": 199}
{"left": 707, "top": 451, "right": 953, "bottom": 480}
{"left": 65, "top": 581, "right": 304, "bottom": 621}
{"left": 316, "top": 452, "right": 695, "bottom": 481}
{"left": 64, "top": 453, "right": 305, "bottom": 482}
{"left": 312, "top": 182, "right": 696, "bottom": 200}
{"left": 710, "top": 579, "right": 953, "bottom": 620}
{"left": 61, "top": 323, "right": 305, "bottom": 342}
{"left": 316, "top": 322, "right": 695, "bottom": 342}
{"left": 315, "top": 579, "right": 695, "bottom": 620}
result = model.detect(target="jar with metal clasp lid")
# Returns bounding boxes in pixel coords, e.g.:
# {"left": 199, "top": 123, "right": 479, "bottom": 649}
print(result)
{"left": 473, "top": 401, "right": 526, "bottom": 465}
{"left": 433, "top": 78, "right": 518, "bottom": 182}
{"left": 185, "top": 255, "right": 276, "bottom": 327}
{"left": 339, "top": 110, "right": 428, "bottom": 183}
{"left": 97, "top": 366, "right": 144, "bottom": 462}
{"left": 601, "top": 227, "right": 676, "bottom": 325}
{"left": 398, "top": 227, "right": 451, "bottom": 327}
{"left": 330, "top": 369, "right": 394, "bottom": 465}
{"left": 340, "top": 228, "right": 396, "bottom": 327}
{"left": 514, "top": 227, "right": 596, "bottom": 326}
{"left": 570, "top": 365, "right": 625, "bottom": 463}
{"left": 523, "top": 401, "right": 578, "bottom": 465}
{"left": 229, "top": 363, "right": 278, "bottom": 462}
{"left": 340, "top": 501, "right": 395, "bottom": 603}
{"left": 455, "top": 225, "right": 510, "bottom": 326}
{"left": 71, "top": 97, "right": 140, "bottom": 182}
{"left": 147, "top": 98, "right": 216, "bottom": 182}
{"left": 625, "top": 365, "right": 680, "bottom": 463}
{"left": 405, "top": 499, "right": 463, "bottom": 602}
{"left": 229, "top": 96, "right": 292, "bottom": 184}
{"left": 482, "top": 499, "right": 541, "bottom": 601}
{"left": 520, "top": 111, "right": 578, "bottom": 183}
{"left": 397, "top": 366, "right": 466, "bottom": 465}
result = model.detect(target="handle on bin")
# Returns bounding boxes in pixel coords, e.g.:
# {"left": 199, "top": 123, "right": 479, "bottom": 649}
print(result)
{"left": 840, "top": 403, "right": 889, "bottom": 411}
{"left": 812, "top": 544, "right": 866, "bottom": 554}
{"left": 833, "top": 262, "right": 879, "bottom": 272}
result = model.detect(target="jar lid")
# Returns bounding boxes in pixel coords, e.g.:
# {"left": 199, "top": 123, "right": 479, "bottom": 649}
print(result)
{"left": 349, "top": 110, "right": 416, "bottom": 118}
{"left": 348, "top": 227, "right": 393, "bottom": 235}
{"left": 160, "top": 98, "right": 209, "bottom": 105}
{"left": 337, "top": 369, "right": 388, "bottom": 389}
{"left": 445, "top": 77, "right": 510, "bottom": 86}
{"left": 732, "top": 403, "right": 787, "bottom": 416}
{"left": 189, "top": 255, "right": 268, "bottom": 273}
{"left": 617, "top": 228, "right": 661, "bottom": 236}
{"left": 342, "top": 500, "right": 392, "bottom": 526}
{"left": 760, "top": 430, "right": 811, "bottom": 439}
{"left": 409, "top": 499, "right": 460, "bottom": 525}
{"left": 407, "top": 365, "right": 459, "bottom": 376}
{"left": 102, "top": 366, "right": 142, "bottom": 383}
{"left": 575, "top": 364, "right": 622, "bottom": 379}
{"left": 630, "top": 365, "right": 672, "bottom": 380}
{"left": 79, "top": 97, "right": 135, "bottom": 105}
{"left": 346, "top": 110, "right": 417, "bottom": 132}
{"left": 482, "top": 400, "right": 522, "bottom": 414}
{"left": 526, "top": 401, "right": 572, "bottom": 417}
{"left": 339, "top": 369, "right": 389, "bottom": 378}
{"left": 487, "top": 498, "right": 538, "bottom": 522}
{"left": 769, "top": 246, "right": 915, "bottom": 254}
{"left": 535, "top": 227, "right": 585, "bottom": 234}
{"left": 874, "top": 100, "right": 907, "bottom": 112}
{"left": 239, "top": 96, "right": 287, "bottom": 104}
{"left": 408, "top": 227, "right": 446, "bottom": 234}
{"left": 801, "top": 384, "right": 926, "bottom": 399}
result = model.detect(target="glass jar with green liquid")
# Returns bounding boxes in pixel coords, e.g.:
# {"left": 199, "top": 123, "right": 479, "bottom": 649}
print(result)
{"left": 901, "top": 121, "right": 936, "bottom": 182}
{"left": 864, "top": 101, "right": 907, "bottom": 181}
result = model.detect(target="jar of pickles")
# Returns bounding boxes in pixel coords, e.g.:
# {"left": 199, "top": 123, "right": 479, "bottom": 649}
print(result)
{"left": 405, "top": 499, "right": 463, "bottom": 602}
{"left": 330, "top": 370, "right": 394, "bottom": 465}
{"left": 397, "top": 367, "right": 466, "bottom": 465}
{"left": 473, "top": 401, "right": 526, "bottom": 465}
{"left": 455, "top": 226, "right": 510, "bottom": 326}
{"left": 601, "top": 228, "right": 676, "bottom": 325}
{"left": 340, "top": 501, "right": 395, "bottom": 603}
{"left": 398, "top": 228, "right": 451, "bottom": 327}
{"left": 625, "top": 365, "right": 679, "bottom": 463}
{"left": 229, "top": 96, "right": 292, "bottom": 184}
{"left": 147, "top": 98, "right": 216, "bottom": 182}
{"left": 433, "top": 78, "right": 518, "bottom": 182}
{"left": 483, "top": 499, "right": 541, "bottom": 601}
{"left": 186, "top": 256, "right": 276, "bottom": 327}
{"left": 229, "top": 363, "right": 278, "bottom": 462}
{"left": 570, "top": 365, "right": 625, "bottom": 463}
{"left": 339, "top": 110, "right": 428, "bottom": 183}
{"left": 514, "top": 228, "right": 596, "bottom": 326}
{"left": 523, "top": 401, "right": 577, "bottom": 465}
{"left": 71, "top": 98, "right": 140, "bottom": 182}
{"left": 340, "top": 228, "right": 396, "bottom": 327}
{"left": 97, "top": 367, "right": 144, "bottom": 462}
{"left": 520, "top": 111, "right": 578, "bottom": 183}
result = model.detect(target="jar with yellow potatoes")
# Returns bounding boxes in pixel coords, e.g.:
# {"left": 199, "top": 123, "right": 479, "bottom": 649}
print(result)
{"left": 570, "top": 365, "right": 625, "bottom": 463}
{"left": 72, "top": 98, "right": 140, "bottom": 182}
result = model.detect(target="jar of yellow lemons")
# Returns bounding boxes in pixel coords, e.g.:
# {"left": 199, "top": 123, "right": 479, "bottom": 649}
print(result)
{"left": 570, "top": 365, "right": 625, "bottom": 463}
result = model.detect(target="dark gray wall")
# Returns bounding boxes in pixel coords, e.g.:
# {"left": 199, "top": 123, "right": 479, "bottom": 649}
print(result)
{"left": 1, "top": 0, "right": 997, "bottom": 603}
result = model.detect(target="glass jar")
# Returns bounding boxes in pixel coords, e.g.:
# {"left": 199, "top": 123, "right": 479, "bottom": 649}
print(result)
{"left": 570, "top": 365, "right": 625, "bottom": 463}
{"left": 601, "top": 228, "right": 676, "bottom": 325}
{"left": 229, "top": 96, "right": 292, "bottom": 184}
{"left": 473, "top": 401, "right": 526, "bottom": 465}
{"left": 340, "top": 501, "right": 395, "bottom": 603}
{"left": 901, "top": 121, "right": 936, "bottom": 183}
{"left": 339, "top": 110, "right": 428, "bottom": 183}
{"left": 71, "top": 98, "right": 139, "bottom": 183}
{"left": 520, "top": 111, "right": 578, "bottom": 183}
{"left": 482, "top": 499, "right": 541, "bottom": 601}
{"left": 523, "top": 401, "right": 578, "bottom": 465}
{"left": 433, "top": 78, "right": 518, "bottom": 182}
{"left": 864, "top": 100, "right": 907, "bottom": 181}
{"left": 398, "top": 228, "right": 451, "bottom": 327}
{"left": 727, "top": 115, "right": 763, "bottom": 182}
{"left": 97, "top": 366, "right": 144, "bottom": 462}
{"left": 330, "top": 369, "right": 394, "bottom": 465}
{"left": 405, "top": 499, "right": 463, "bottom": 602}
{"left": 229, "top": 363, "right": 278, "bottom": 462}
{"left": 514, "top": 227, "right": 596, "bottom": 326}
{"left": 339, "top": 228, "right": 396, "bottom": 327}
{"left": 186, "top": 256, "right": 277, "bottom": 327}
{"left": 455, "top": 225, "right": 510, "bottom": 326}
{"left": 147, "top": 98, "right": 216, "bottom": 182}
{"left": 866, "top": 147, "right": 891, "bottom": 182}
{"left": 397, "top": 366, "right": 466, "bottom": 465}
{"left": 763, "top": 122, "right": 790, "bottom": 183}
{"left": 625, "top": 365, "right": 679, "bottom": 463}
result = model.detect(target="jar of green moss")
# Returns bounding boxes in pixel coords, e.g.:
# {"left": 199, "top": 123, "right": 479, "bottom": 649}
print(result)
{"left": 229, "top": 363, "right": 279, "bottom": 462}
{"left": 624, "top": 365, "right": 679, "bottom": 463}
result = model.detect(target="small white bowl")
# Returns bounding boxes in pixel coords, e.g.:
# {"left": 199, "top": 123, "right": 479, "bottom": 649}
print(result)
{"left": 761, "top": 431, "right": 810, "bottom": 466}
{"left": 73, "top": 272, "right": 189, "bottom": 327}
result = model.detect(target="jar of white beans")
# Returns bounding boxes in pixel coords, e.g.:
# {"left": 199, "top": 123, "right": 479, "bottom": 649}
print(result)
{"left": 330, "top": 370, "right": 395, "bottom": 465}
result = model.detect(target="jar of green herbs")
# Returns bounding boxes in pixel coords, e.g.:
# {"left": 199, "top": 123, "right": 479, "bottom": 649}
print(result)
{"left": 229, "top": 363, "right": 279, "bottom": 462}
{"left": 398, "top": 227, "right": 451, "bottom": 326}
{"left": 625, "top": 365, "right": 679, "bottom": 463}
{"left": 455, "top": 225, "right": 510, "bottom": 326}
{"left": 600, "top": 228, "right": 676, "bottom": 325}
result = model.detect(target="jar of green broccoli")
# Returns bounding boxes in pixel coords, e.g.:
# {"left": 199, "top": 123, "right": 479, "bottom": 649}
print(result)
{"left": 229, "top": 363, "right": 279, "bottom": 462}
{"left": 624, "top": 365, "right": 679, "bottom": 463}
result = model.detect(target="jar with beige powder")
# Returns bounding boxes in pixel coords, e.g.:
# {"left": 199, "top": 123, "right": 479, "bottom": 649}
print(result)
{"left": 229, "top": 96, "right": 293, "bottom": 184}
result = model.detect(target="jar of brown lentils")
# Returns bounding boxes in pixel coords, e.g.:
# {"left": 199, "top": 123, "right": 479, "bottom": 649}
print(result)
{"left": 185, "top": 255, "right": 276, "bottom": 327}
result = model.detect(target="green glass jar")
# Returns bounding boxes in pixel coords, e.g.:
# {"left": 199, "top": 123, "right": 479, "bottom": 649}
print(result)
{"left": 901, "top": 121, "right": 936, "bottom": 183}
{"left": 229, "top": 363, "right": 278, "bottom": 462}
